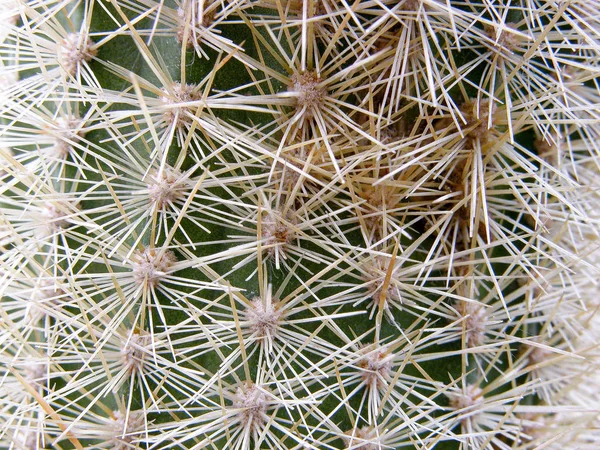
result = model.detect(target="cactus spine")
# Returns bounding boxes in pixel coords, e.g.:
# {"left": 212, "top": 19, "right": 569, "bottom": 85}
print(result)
{"left": 1, "top": 0, "right": 599, "bottom": 449}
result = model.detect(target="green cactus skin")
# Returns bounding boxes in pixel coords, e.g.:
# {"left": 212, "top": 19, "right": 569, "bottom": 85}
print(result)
{"left": 1, "top": 1, "right": 599, "bottom": 449}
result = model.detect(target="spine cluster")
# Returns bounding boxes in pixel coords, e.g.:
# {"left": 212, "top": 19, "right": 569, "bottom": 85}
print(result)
{"left": 1, "top": 1, "right": 599, "bottom": 449}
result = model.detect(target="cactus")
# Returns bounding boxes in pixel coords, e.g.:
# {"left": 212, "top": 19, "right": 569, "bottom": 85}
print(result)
{"left": 1, "top": 0, "right": 599, "bottom": 449}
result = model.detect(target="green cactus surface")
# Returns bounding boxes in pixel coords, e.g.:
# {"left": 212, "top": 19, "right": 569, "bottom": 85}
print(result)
{"left": 1, "top": 0, "right": 599, "bottom": 449}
